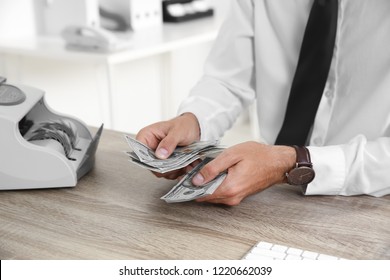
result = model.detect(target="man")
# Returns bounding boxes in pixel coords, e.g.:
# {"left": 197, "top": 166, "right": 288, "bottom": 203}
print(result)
{"left": 136, "top": 0, "right": 390, "bottom": 205}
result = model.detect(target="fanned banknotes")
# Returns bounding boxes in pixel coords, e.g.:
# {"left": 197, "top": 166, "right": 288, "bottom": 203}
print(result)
{"left": 124, "top": 135, "right": 224, "bottom": 173}
{"left": 160, "top": 158, "right": 227, "bottom": 203}
{"left": 124, "top": 136, "right": 227, "bottom": 202}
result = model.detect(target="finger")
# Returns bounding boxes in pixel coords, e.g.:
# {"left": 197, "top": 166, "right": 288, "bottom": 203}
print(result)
{"left": 196, "top": 197, "right": 242, "bottom": 206}
{"left": 196, "top": 188, "right": 243, "bottom": 206}
{"left": 192, "top": 151, "right": 238, "bottom": 186}
{"left": 186, "top": 159, "right": 202, "bottom": 172}
{"left": 195, "top": 169, "right": 244, "bottom": 205}
{"left": 151, "top": 169, "right": 186, "bottom": 180}
{"left": 194, "top": 169, "right": 230, "bottom": 202}
{"left": 155, "top": 131, "right": 181, "bottom": 159}
{"left": 184, "top": 165, "right": 194, "bottom": 173}
{"left": 177, "top": 160, "right": 201, "bottom": 180}
{"left": 135, "top": 126, "right": 162, "bottom": 150}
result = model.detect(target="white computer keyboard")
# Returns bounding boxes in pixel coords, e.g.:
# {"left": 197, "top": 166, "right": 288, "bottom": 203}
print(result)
{"left": 242, "top": 241, "right": 345, "bottom": 260}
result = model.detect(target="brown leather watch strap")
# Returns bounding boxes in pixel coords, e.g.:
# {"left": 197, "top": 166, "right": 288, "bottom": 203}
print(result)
{"left": 292, "top": 145, "right": 312, "bottom": 168}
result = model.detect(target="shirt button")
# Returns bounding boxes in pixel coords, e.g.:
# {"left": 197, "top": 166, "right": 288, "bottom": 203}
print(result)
{"left": 325, "top": 90, "right": 333, "bottom": 98}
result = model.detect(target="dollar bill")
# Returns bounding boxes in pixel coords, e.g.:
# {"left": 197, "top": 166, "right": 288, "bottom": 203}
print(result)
{"left": 124, "top": 135, "right": 223, "bottom": 173}
{"left": 161, "top": 158, "right": 227, "bottom": 203}
{"left": 125, "top": 135, "right": 159, "bottom": 162}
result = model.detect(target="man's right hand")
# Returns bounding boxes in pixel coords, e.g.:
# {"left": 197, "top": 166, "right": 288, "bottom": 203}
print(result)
{"left": 135, "top": 113, "right": 201, "bottom": 179}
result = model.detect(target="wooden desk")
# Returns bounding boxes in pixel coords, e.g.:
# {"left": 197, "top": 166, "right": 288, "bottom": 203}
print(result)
{"left": 1, "top": 129, "right": 389, "bottom": 260}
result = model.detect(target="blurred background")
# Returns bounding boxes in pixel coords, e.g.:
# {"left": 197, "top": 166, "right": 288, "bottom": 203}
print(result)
{"left": 0, "top": 0, "right": 256, "bottom": 145}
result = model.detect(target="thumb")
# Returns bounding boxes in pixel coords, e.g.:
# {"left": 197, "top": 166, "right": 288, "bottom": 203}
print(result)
{"left": 155, "top": 133, "right": 180, "bottom": 159}
{"left": 192, "top": 155, "right": 233, "bottom": 186}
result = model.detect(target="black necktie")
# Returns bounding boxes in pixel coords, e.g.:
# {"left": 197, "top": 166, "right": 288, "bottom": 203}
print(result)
{"left": 275, "top": 0, "right": 338, "bottom": 146}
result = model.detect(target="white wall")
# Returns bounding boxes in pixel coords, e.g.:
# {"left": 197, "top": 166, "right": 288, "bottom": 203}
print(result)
{"left": 0, "top": 0, "right": 233, "bottom": 134}
{"left": 0, "top": 0, "right": 37, "bottom": 39}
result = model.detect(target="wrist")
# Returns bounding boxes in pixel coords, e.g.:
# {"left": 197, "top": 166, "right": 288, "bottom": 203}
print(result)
{"left": 273, "top": 145, "right": 297, "bottom": 184}
{"left": 285, "top": 146, "right": 315, "bottom": 186}
{"left": 179, "top": 112, "right": 201, "bottom": 141}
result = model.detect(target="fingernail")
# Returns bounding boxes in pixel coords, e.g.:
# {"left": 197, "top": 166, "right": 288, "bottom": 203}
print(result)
{"left": 192, "top": 173, "right": 204, "bottom": 185}
{"left": 156, "top": 148, "right": 169, "bottom": 159}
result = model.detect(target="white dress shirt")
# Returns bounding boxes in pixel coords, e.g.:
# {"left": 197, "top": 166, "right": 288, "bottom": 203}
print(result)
{"left": 178, "top": 0, "right": 390, "bottom": 197}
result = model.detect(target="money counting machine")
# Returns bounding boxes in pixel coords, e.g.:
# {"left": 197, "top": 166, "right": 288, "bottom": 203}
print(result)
{"left": 0, "top": 77, "right": 103, "bottom": 190}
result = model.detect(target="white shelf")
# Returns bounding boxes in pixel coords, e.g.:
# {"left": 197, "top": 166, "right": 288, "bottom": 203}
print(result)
{"left": 0, "top": 17, "right": 222, "bottom": 64}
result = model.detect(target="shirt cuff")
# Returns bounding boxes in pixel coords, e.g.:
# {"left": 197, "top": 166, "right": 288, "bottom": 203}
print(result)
{"left": 178, "top": 97, "right": 211, "bottom": 141}
{"left": 178, "top": 95, "right": 233, "bottom": 141}
{"left": 304, "top": 145, "right": 346, "bottom": 195}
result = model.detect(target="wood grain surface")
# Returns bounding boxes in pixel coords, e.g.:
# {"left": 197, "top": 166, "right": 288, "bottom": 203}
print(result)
{"left": 1, "top": 129, "right": 389, "bottom": 260}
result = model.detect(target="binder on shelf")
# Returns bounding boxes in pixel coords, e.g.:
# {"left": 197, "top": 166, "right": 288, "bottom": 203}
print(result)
{"left": 0, "top": 78, "right": 103, "bottom": 190}
{"left": 99, "top": 0, "right": 162, "bottom": 31}
{"left": 162, "top": 0, "right": 214, "bottom": 23}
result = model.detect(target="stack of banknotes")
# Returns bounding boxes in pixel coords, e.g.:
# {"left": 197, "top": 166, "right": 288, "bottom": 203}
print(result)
{"left": 124, "top": 135, "right": 227, "bottom": 203}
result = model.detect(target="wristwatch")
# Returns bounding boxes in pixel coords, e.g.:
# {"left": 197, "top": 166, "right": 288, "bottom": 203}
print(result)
{"left": 286, "top": 146, "right": 315, "bottom": 186}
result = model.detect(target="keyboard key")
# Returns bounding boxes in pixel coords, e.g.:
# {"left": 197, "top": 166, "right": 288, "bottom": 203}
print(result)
{"left": 255, "top": 241, "right": 273, "bottom": 250}
{"left": 285, "top": 254, "right": 303, "bottom": 260}
{"left": 251, "top": 248, "right": 287, "bottom": 260}
{"left": 242, "top": 241, "right": 344, "bottom": 260}
{"left": 271, "top": 244, "right": 288, "bottom": 253}
{"left": 301, "top": 250, "right": 319, "bottom": 260}
{"left": 286, "top": 247, "right": 303, "bottom": 256}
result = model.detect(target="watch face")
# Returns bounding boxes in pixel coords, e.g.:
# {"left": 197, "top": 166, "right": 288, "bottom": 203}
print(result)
{"left": 288, "top": 167, "right": 315, "bottom": 185}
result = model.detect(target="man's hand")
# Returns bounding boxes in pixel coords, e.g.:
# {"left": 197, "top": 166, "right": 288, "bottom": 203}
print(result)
{"left": 136, "top": 113, "right": 201, "bottom": 179}
{"left": 192, "top": 142, "right": 296, "bottom": 206}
